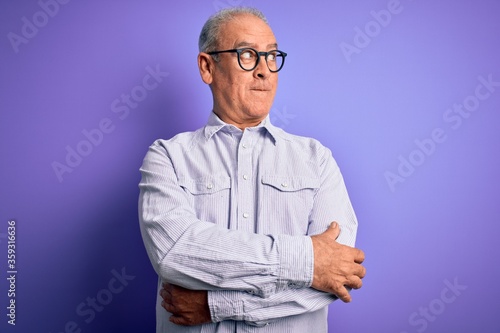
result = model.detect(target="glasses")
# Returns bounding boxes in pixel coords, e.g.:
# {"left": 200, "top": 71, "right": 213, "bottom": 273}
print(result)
{"left": 207, "top": 48, "right": 287, "bottom": 73}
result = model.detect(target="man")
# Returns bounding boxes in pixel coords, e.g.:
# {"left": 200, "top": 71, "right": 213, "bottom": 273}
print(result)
{"left": 138, "top": 7, "right": 365, "bottom": 332}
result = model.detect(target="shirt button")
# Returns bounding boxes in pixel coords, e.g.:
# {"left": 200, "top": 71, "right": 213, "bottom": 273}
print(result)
{"left": 242, "top": 143, "right": 248, "bottom": 149}
{"left": 207, "top": 183, "right": 213, "bottom": 189}
{"left": 243, "top": 174, "right": 249, "bottom": 180}
{"left": 243, "top": 213, "right": 249, "bottom": 218}
{"left": 281, "top": 183, "right": 288, "bottom": 188}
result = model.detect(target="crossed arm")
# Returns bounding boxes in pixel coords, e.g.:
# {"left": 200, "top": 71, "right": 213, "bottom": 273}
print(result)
{"left": 161, "top": 222, "right": 364, "bottom": 326}
{"left": 139, "top": 142, "right": 366, "bottom": 327}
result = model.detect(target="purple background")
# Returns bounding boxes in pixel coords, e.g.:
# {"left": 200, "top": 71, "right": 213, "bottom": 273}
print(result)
{"left": 1, "top": 0, "right": 499, "bottom": 332}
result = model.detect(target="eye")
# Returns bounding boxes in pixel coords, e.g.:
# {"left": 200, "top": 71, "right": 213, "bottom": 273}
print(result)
{"left": 267, "top": 52, "right": 277, "bottom": 61}
{"left": 240, "top": 50, "right": 255, "bottom": 60}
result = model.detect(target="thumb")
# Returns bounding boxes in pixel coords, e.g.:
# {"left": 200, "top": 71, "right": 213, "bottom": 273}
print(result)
{"left": 327, "top": 222, "right": 341, "bottom": 240}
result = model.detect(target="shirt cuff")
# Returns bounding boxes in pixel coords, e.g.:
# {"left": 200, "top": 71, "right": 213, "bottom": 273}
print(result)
{"left": 276, "top": 234, "right": 314, "bottom": 290}
{"left": 208, "top": 290, "right": 244, "bottom": 322}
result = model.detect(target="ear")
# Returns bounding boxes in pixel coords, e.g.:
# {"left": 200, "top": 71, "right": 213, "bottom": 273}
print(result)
{"left": 198, "top": 52, "right": 215, "bottom": 85}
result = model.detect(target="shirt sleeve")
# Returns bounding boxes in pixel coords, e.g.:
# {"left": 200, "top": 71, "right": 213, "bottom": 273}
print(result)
{"left": 209, "top": 288, "right": 337, "bottom": 327}
{"left": 208, "top": 144, "right": 359, "bottom": 324}
{"left": 138, "top": 141, "right": 314, "bottom": 298}
{"left": 308, "top": 145, "right": 358, "bottom": 248}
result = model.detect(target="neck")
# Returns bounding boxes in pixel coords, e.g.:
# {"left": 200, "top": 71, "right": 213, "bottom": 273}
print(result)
{"left": 212, "top": 108, "right": 265, "bottom": 130}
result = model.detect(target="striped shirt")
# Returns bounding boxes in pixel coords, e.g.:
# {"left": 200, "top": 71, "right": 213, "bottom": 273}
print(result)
{"left": 138, "top": 112, "right": 358, "bottom": 333}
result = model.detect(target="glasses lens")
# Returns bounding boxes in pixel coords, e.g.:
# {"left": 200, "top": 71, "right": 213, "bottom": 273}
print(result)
{"left": 266, "top": 51, "right": 284, "bottom": 72}
{"left": 238, "top": 48, "right": 259, "bottom": 70}
{"left": 237, "top": 49, "right": 286, "bottom": 72}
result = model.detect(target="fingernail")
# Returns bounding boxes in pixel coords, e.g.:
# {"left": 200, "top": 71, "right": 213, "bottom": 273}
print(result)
{"left": 331, "top": 222, "right": 338, "bottom": 228}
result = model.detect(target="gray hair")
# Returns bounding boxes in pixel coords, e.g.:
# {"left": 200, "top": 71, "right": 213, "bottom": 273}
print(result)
{"left": 198, "top": 7, "right": 269, "bottom": 56}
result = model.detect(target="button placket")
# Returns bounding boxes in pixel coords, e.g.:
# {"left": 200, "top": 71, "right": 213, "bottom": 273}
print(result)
{"left": 237, "top": 132, "right": 255, "bottom": 230}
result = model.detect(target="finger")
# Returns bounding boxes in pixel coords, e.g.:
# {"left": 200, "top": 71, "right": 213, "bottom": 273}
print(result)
{"left": 346, "top": 262, "right": 366, "bottom": 279}
{"left": 167, "top": 283, "right": 188, "bottom": 297}
{"left": 169, "top": 315, "right": 186, "bottom": 326}
{"left": 160, "top": 288, "right": 173, "bottom": 302}
{"left": 345, "top": 276, "right": 363, "bottom": 290}
{"left": 327, "top": 221, "right": 341, "bottom": 240}
{"left": 170, "top": 314, "right": 196, "bottom": 326}
{"left": 334, "top": 286, "right": 352, "bottom": 303}
{"left": 354, "top": 248, "right": 365, "bottom": 264}
{"left": 161, "top": 300, "right": 169, "bottom": 312}
{"left": 163, "top": 282, "right": 174, "bottom": 292}
{"left": 353, "top": 263, "right": 366, "bottom": 279}
{"left": 162, "top": 300, "right": 176, "bottom": 314}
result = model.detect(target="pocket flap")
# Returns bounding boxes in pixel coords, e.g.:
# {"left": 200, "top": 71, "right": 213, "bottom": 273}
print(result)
{"left": 179, "top": 175, "right": 231, "bottom": 195}
{"left": 261, "top": 175, "right": 320, "bottom": 192}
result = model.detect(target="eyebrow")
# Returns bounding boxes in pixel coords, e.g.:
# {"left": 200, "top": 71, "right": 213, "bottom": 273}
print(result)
{"left": 234, "top": 41, "right": 278, "bottom": 49}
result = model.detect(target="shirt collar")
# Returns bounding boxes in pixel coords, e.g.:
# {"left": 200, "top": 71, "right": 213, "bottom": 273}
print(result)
{"left": 204, "top": 111, "right": 281, "bottom": 144}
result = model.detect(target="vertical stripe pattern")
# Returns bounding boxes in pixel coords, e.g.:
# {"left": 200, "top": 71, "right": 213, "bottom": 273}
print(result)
{"left": 138, "top": 112, "right": 358, "bottom": 333}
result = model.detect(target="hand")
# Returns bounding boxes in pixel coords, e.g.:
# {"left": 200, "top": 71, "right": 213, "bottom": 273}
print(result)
{"left": 160, "top": 283, "right": 212, "bottom": 326}
{"left": 310, "top": 222, "right": 366, "bottom": 302}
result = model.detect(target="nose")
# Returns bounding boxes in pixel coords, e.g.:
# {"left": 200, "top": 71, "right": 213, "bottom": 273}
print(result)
{"left": 253, "top": 55, "right": 270, "bottom": 79}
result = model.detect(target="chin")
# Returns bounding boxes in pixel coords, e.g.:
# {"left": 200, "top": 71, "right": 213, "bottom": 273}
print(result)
{"left": 251, "top": 108, "right": 271, "bottom": 119}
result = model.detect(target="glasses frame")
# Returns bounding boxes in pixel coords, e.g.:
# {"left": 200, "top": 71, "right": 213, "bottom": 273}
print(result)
{"left": 207, "top": 47, "right": 287, "bottom": 73}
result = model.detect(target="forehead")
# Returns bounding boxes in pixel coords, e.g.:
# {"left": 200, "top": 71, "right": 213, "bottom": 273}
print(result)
{"left": 218, "top": 14, "right": 276, "bottom": 48}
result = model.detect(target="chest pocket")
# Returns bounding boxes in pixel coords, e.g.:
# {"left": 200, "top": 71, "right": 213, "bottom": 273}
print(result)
{"left": 179, "top": 175, "right": 231, "bottom": 226}
{"left": 260, "top": 175, "right": 320, "bottom": 235}
{"left": 261, "top": 176, "right": 320, "bottom": 192}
